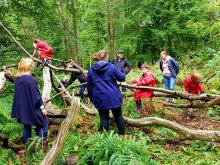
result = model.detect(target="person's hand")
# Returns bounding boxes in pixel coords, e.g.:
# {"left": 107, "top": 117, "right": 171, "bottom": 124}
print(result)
{"left": 127, "top": 80, "right": 133, "bottom": 84}
{"left": 41, "top": 109, "right": 48, "bottom": 116}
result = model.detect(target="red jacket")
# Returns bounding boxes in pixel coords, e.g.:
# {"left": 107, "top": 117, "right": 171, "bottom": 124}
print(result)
{"left": 184, "top": 75, "right": 204, "bottom": 94}
{"left": 132, "top": 71, "right": 156, "bottom": 101}
{"left": 36, "top": 40, "right": 53, "bottom": 60}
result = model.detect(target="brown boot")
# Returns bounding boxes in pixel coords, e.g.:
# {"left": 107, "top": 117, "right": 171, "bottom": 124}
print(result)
{"left": 42, "top": 141, "right": 48, "bottom": 152}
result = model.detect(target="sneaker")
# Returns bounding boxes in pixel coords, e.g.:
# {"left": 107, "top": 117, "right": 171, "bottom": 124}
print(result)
{"left": 165, "top": 98, "right": 170, "bottom": 102}
{"left": 170, "top": 98, "right": 176, "bottom": 103}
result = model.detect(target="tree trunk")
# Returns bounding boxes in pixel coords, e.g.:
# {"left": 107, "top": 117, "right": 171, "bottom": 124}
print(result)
{"left": 107, "top": 0, "right": 114, "bottom": 58}
{"left": 0, "top": 71, "right": 6, "bottom": 90}
{"left": 41, "top": 95, "right": 80, "bottom": 165}
{"left": 42, "top": 67, "right": 53, "bottom": 110}
{"left": 71, "top": 0, "right": 80, "bottom": 62}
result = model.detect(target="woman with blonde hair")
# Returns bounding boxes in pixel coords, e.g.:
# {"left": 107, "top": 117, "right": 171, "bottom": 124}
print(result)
{"left": 12, "top": 58, "right": 48, "bottom": 143}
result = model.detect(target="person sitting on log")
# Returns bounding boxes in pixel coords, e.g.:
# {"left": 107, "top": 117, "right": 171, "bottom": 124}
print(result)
{"left": 31, "top": 39, "right": 53, "bottom": 64}
{"left": 131, "top": 64, "right": 156, "bottom": 113}
{"left": 65, "top": 62, "right": 87, "bottom": 103}
{"left": 11, "top": 58, "right": 49, "bottom": 144}
{"left": 184, "top": 73, "right": 205, "bottom": 105}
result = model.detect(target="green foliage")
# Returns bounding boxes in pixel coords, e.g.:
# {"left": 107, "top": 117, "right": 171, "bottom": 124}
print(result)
{"left": 78, "top": 132, "right": 158, "bottom": 165}
{"left": 0, "top": 147, "right": 20, "bottom": 164}
{"left": 156, "top": 127, "right": 176, "bottom": 139}
{"left": 25, "top": 137, "right": 45, "bottom": 164}
{"left": 54, "top": 132, "right": 84, "bottom": 164}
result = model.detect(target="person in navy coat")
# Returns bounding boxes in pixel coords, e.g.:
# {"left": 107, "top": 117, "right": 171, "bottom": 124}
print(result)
{"left": 12, "top": 58, "right": 48, "bottom": 143}
{"left": 87, "top": 50, "right": 126, "bottom": 135}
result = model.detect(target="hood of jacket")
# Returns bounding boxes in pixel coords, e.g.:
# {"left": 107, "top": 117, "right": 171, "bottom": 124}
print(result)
{"left": 91, "top": 61, "right": 111, "bottom": 74}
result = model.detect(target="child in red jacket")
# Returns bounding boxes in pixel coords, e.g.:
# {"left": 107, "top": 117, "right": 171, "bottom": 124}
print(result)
{"left": 184, "top": 73, "right": 204, "bottom": 104}
{"left": 132, "top": 64, "right": 156, "bottom": 112}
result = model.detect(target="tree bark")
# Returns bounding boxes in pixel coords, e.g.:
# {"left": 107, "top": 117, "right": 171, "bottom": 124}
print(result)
{"left": 42, "top": 67, "right": 53, "bottom": 109}
{"left": 81, "top": 105, "right": 220, "bottom": 142}
{"left": 118, "top": 82, "right": 218, "bottom": 101}
{"left": 40, "top": 95, "right": 80, "bottom": 165}
{"left": 107, "top": 0, "right": 114, "bottom": 58}
{"left": 0, "top": 71, "right": 6, "bottom": 90}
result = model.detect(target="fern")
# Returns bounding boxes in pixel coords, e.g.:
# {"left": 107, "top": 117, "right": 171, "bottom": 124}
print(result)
{"left": 78, "top": 131, "right": 159, "bottom": 165}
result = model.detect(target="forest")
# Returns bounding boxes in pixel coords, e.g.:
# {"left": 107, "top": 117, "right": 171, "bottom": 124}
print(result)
{"left": 0, "top": 0, "right": 220, "bottom": 164}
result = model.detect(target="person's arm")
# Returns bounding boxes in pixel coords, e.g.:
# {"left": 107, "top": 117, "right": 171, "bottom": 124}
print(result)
{"left": 171, "top": 59, "right": 179, "bottom": 74}
{"left": 136, "top": 74, "right": 155, "bottom": 86}
{"left": 113, "top": 65, "right": 125, "bottom": 82}
{"left": 183, "top": 78, "right": 190, "bottom": 92}
{"left": 110, "top": 58, "right": 115, "bottom": 64}
{"left": 65, "top": 75, "right": 77, "bottom": 88}
{"left": 86, "top": 72, "right": 94, "bottom": 103}
{"left": 124, "top": 59, "right": 132, "bottom": 74}
{"left": 159, "top": 61, "right": 163, "bottom": 72}
{"left": 198, "top": 82, "right": 205, "bottom": 94}
{"left": 32, "top": 49, "right": 37, "bottom": 57}
{"left": 40, "top": 105, "right": 47, "bottom": 116}
{"left": 32, "top": 42, "right": 39, "bottom": 57}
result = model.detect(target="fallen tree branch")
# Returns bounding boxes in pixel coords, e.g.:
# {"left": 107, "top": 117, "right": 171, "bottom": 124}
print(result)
{"left": 0, "top": 21, "right": 84, "bottom": 74}
{"left": 81, "top": 105, "right": 220, "bottom": 142}
{"left": 41, "top": 94, "right": 80, "bottom": 165}
{"left": 118, "top": 82, "right": 219, "bottom": 101}
{"left": 0, "top": 134, "right": 25, "bottom": 151}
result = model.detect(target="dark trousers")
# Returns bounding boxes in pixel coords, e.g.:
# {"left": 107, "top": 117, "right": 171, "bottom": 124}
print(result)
{"left": 79, "top": 84, "right": 86, "bottom": 101}
{"left": 65, "top": 76, "right": 77, "bottom": 88}
{"left": 23, "top": 118, "right": 49, "bottom": 143}
{"left": 98, "top": 107, "right": 125, "bottom": 135}
{"left": 65, "top": 76, "right": 86, "bottom": 101}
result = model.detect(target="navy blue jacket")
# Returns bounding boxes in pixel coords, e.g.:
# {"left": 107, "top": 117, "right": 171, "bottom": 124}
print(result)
{"left": 111, "top": 58, "right": 132, "bottom": 75}
{"left": 160, "top": 58, "right": 179, "bottom": 77}
{"left": 12, "top": 75, "right": 47, "bottom": 128}
{"left": 87, "top": 61, "right": 125, "bottom": 110}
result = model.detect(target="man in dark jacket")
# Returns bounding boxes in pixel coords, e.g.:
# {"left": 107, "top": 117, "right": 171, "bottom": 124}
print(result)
{"left": 87, "top": 50, "right": 126, "bottom": 135}
{"left": 111, "top": 51, "right": 132, "bottom": 92}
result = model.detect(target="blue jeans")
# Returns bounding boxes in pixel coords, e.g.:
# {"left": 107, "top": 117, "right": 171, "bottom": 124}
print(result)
{"left": 23, "top": 117, "right": 49, "bottom": 143}
{"left": 163, "top": 76, "right": 176, "bottom": 91}
{"left": 42, "top": 57, "right": 51, "bottom": 64}
{"left": 79, "top": 84, "right": 86, "bottom": 101}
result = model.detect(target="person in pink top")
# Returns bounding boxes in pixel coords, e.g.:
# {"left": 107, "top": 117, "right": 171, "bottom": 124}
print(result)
{"left": 184, "top": 73, "right": 205, "bottom": 104}
{"left": 159, "top": 51, "right": 179, "bottom": 102}
{"left": 32, "top": 39, "right": 53, "bottom": 64}
{"left": 132, "top": 64, "right": 156, "bottom": 112}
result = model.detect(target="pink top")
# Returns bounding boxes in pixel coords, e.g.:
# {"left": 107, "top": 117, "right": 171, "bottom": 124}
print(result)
{"left": 162, "top": 56, "right": 172, "bottom": 76}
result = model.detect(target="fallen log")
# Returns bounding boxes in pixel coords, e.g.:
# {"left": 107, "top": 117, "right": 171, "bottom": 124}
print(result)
{"left": 118, "top": 82, "right": 219, "bottom": 101}
{"left": 0, "top": 134, "right": 25, "bottom": 151}
{"left": 41, "top": 95, "right": 80, "bottom": 165}
{"left": 0, "top": 71, "right": 6, "bottom": 90}
{"left": 81, "top": 105, "right": 220, "bottom": 142}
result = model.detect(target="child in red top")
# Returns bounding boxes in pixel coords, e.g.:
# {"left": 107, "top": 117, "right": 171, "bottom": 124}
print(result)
{"left": 32, "top": 39, "right": 53, "bottom": 63}
{"left": 132, "top": 64, "right": 156, "bottom": 112}
{"left": 184, "top": 73, "right": 204, "bottom": 104}
{"left": 184, "top": 73, "right": 204, "bottom": 94}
